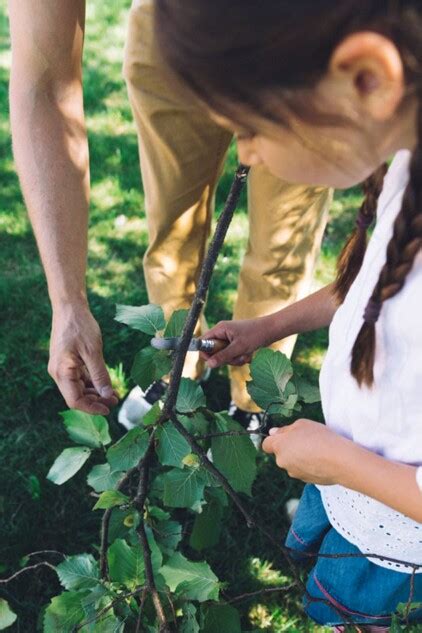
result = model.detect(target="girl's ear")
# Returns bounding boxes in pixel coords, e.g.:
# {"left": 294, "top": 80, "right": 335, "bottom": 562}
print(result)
{"left": 330, "top": 32, "right": 405, "bottom": 121}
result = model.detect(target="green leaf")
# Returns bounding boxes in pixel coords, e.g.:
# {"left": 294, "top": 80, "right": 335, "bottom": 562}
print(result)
{"left": 247, "top": 349, "right": 293, "bottom": 411}
{"left": 163, "top": 468, "right": 206, "bottom": 509}
{"left": 107, "top": 539, "right": 145, "bottom": 587}
{"left": 0, "top": 600, "right": 17, "bottom": 630}
{"left": 176, "top": 379, "right": 206, "bottom": 413}
{"left": 115, "top": 304, "right": 165, "bottom": 335}
{"left": 180, "top": 603, "right": 200, "bottom": 633}
{"left": 131, "top": 348, "right": 172, "bottom": 391}
{"left": 153, "top": 350, "right": 173, "bottom": 380}
{"left": 93, "top": 490, "right": 130, "bottom": 510}
{"left": 61, "top": 410, "right": 111, "bottom": 448}
{"left": 156, "top": 422, "right": 191, "bottom": 467}
{"left": 211, "top": 414, "right": 257, "bottom": 495}
{"left": 79, "top": 584, "right": 109, "bottom": 633}
{"left": 164, "top": 309, "right": 189, "bottom": 337}
{"left": 87, "top": 464, "right": 123, "bottom": 493}
{"left": 154, "top": 520, "right": 182, "bottom": 556}
{"left": 190, "top": 490, "right": 225, "bottom": 551}
{"left": 145, "top": 526, "right": 163, "bottom": 571}
{"left": 106, "top": 426, "right": 149, "bottom": 472}
{"left": 202, "top": 604, "right": 241, "bottom": 633}
{"left": 143, "top": 401, "right": 163, "bottom": 426}
{"left": 179, "top": 412, "right": 209, "bottom": 435}
{"left": 148, "top": 506, "right": 170, "bottom": 521}
{"left": 44, "top": 591, "right": 85, "bottom": 632}
{"left": 131, "top": 347, "right": 157, "bottom": 391}
{"left": 295, "top": 376, "right": 321, "bottom": 404}
{"left": 56, "top": 554, "right": 99, "bottom": 590}
{"left": 160, "top": 553, "right": 219, "bottom": 602}
{"left": 47, "top": 447, "right": 92, "bottom": 485}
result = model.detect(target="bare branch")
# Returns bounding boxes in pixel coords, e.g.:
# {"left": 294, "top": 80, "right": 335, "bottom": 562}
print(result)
{"left": 0, "top": 562, "right": 56, "bottom": 584}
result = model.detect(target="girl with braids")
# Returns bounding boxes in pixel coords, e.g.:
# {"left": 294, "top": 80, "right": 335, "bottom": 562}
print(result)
{"left": 155, "top": 0, "right": 422, "bottom": 629}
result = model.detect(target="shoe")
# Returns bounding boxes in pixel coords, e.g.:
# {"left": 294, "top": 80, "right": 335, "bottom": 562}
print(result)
{"left": 118, "top": 366, "right": 211, "bottom": 431}
{"left": 118, "top": 380, "right": 167, "bottom": 430}
{"left": 228, "top": 401, "right": 264, "bottom": 449}
{"left": 285, "top": 497, "right": 300, "bottom": 523}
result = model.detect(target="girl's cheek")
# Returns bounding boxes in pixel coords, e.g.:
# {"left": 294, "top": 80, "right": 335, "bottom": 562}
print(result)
{"left": 236, "top": 139, "right": 262, "bottom": 166}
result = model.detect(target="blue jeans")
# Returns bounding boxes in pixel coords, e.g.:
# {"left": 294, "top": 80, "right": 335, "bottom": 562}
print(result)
{"left": 285, "top": 485, "right": 422, "bottom": 627}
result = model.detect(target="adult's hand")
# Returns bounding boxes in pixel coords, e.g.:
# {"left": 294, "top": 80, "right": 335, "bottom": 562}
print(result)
{"left": 48, "top": 303, "right": 118, "bottom": 415}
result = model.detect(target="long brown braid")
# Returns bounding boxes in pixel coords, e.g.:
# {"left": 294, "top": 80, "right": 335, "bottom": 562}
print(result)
{"left": 352, "top": 106, "right": 422, "bottom": 387}
{"left": 335, "top": 164, "right": 389, "bottom": 304}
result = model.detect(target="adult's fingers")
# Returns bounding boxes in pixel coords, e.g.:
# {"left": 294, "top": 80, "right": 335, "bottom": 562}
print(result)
{"left": 82, "top": 347, "right": 117, "bottom": 402}
{"left": 54, "top": 365, "right": 111, "bottom": 415}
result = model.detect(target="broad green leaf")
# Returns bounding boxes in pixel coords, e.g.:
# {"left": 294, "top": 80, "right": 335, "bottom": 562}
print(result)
{"left": 160, "top": 553, "right": 219, "bottom": 602}
{"left": 143, "top": 401, "right": 162, "bottom": 426}
{"left": 162, "top": 468, "right": 206, "bottom": 509}
{"left": 47, "top": 447, "right": 92, "bottom": 485}
{"left": 247, "top": 348, "right": 293, "bottom": 411}
{"left": 87, "top": 464, "right": 123, "bottom": 493}
{"left": 107, "top": 539, "right": 145, "bottom": 587}
{"left": 115, "top": 304, "right": 165, "bottom": 335}
{"left": 211, "top": 414, "right": 256, "bottom": 495}
{"left": 176, "top": 379, "right": 206, "bottom": 413}
{"left": 61, "top": 410, "right": 111, "bottom": 448}
{"left": 164, "top": 309, "right": 189, "bottom": 337}
{"left": 202, "top": 604, "right": 241, "bottom": 633}
{"left": 80, "top": 610, "right": 123, "bottom": 633}
{"left": 79, "top": 585, "right": 109, "bottom": 633}
{"left": 93, "top": 490, "right": 129, "bottom": 510}
{"left": 108, "top": 508, "right": 136, "bottom": 542}
{"left": 0, "top": 600, "right": 17, "bottom": 630}
{"left": 154, "top": 520, "right": 182, "bottom": 556}
{"left": 180, "top": 603, "right": 200, "bottom": 633}
{"left": 153, "top": 350, "right": 173, "bottom": 379}
{"left": 106, "top": 426, "right": 149, "bottom": 472}
{"left": 131, "top": 348, "right": 172, "bottom": 391}
{"left": 156, "top": 422, "right": 191, "bottom": 467}
{"left": 190, "top": 491, "right": 225, "bottom": 551}
{"left": 179, "top": 412, "right": 209, "bottom": 435}
{"left": 295, "top": 376, "right": 321, "bottom": 404}
{"left": 145, "top": 526, "right": 163, "bottom": 571}
{"left": 44, "top": 591, "right": 85, "bottom": 632}
{"left": 56, "top": 554, "right": 99, "bottom": 590}
{"left": 148, "top": 506, "right": 170, "bottom": 521}
{"left": 131, "top": 347, "right": 157, "bottom": 391}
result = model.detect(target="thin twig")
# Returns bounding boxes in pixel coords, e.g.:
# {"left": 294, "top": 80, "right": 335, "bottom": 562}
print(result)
{"left": 224, "top": 583, "right": 297, "bottom": 604}
{"left": 75, "top": 587, "right": 146, "bottom": 631}
{"left": 25, "top": 549, "right": 65, "bottom": 559}
{"left": 0, "top": 562, "right": 56, "bottom": 584}
{"left": 133, "top": 438, "right": 173, "bottom": 633}
{"left": 135, "top": 587, "right": 148, "bottom": 633}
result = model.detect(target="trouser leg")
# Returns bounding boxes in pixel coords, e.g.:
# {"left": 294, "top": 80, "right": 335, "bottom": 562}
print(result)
{"left": 230, "top": 165, "right": 332, "bottom": 411}
{"left": 123, "top": 0, "right": 232, "bottom": 379}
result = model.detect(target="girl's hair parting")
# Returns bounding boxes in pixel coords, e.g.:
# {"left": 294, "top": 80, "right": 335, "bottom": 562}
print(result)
{"left": 155, "top": 0, "right": 422, "bottom": 387}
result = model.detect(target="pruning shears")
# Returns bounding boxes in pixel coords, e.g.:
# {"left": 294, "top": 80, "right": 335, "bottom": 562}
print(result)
{"left": 151, "top": 337, "right": 229, "bottom": 354}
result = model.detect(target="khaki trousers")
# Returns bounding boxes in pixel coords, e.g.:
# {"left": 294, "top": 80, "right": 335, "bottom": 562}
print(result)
{"left": 123, "top": 0, "right": 332, "bottom": 411}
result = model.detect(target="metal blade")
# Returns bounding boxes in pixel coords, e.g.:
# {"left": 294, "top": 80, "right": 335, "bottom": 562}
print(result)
{"left": 151, "top": 337, "right": 201, "bottom": 351}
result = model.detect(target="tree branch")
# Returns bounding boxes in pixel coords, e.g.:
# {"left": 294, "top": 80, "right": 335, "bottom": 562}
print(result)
{"left": 162, "top": 165, "right": 250, "bottom": 414}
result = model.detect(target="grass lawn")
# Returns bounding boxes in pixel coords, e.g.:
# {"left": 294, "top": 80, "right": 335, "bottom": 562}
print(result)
{"left": 0, "top": 3, "right": 415, "bottom": 632}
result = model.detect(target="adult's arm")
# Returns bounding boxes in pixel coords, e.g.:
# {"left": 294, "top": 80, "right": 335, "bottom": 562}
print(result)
{"left": 9, "top": 0, "right": 117, "bottom": 413}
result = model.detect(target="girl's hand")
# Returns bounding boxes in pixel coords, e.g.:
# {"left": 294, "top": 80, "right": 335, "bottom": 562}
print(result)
{"left": 262, "top": 419, "right": 354, "bottom": 486}
{"left": 201, "top": 317, "right": 273, "bottom": 368}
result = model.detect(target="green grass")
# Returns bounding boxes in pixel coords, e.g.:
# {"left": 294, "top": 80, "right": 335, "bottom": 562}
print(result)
{"left": 0, "top": 3, "right": 408, "bottom": 632}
